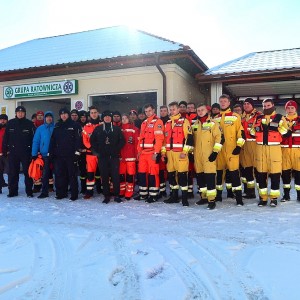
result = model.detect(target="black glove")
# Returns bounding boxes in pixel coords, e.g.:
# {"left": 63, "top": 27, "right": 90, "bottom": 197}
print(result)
{"left": 73, "top": 153, "right": 80, "bottom": 164}
{"left": 232, "top": 146, "right": 241, "bottom": 155}
{"left": 155, "top": 153, "right": 161, "bottom": 164}
{"left": 31, "top": 155, "right": 38, "bottom": 161}
{"left": 208, "top": 152, "right": 218, "bottom": 162}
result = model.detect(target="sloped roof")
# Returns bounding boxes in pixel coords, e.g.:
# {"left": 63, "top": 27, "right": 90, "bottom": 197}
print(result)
{"left": 0, "top": 26, "right": 201, "bottom": 73}
{"left": 204, "top": 48, "right": 300, "bottom": 76}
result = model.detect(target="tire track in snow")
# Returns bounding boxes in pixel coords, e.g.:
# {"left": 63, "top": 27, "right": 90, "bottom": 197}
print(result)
{"left": 189, "top": 237, "right": 266, "bottom": 299}
{"left": 42, "top": 228, "right": 74, "bottom": 300}
{"left": 110, "top": 235, "right": 141, "bottom": 300}
{"left": 0, "top": 233, "right": 34, "bottom": 295}
{"left": 154, "top": 237, "right": 212, "bottom": 299}
{"left": 181, "top": 237, "right": 248, "bottom": 299}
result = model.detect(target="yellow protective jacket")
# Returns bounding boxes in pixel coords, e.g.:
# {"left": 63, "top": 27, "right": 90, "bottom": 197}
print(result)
{"left": 214, "top": 108, "right": 245, "bottom": 151}
{"left": 162, "top": 113, "right": 193, "bottom": 154}
{"left": 192, "top": 115, "right": 223, "bottom": 157}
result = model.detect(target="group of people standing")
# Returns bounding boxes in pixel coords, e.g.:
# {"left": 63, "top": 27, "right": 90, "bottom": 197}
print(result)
{"left": 0, "top": 94, "right": 298, "bottom": 210}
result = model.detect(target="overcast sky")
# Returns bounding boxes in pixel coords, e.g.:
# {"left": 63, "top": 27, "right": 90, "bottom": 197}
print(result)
{"left": 0, "top": 0, "right": 299, "bottom": 68}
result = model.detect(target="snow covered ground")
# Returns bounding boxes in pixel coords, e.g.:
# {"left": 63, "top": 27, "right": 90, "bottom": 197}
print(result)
{"left": 1, "top": 176, "right": 300, "bottom": 300}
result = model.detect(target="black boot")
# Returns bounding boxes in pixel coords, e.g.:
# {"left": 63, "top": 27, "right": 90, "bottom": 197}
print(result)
{"left": 227, "top": 188, "right": 235, "bottom": 199}
{"left": 134, "top": 194, "right": 148, "bottom": 201}
{"left": 164, "top": 189, "right": 179, "bottom": 203}
{"left": 270, "top": 199, "right": 278, "bottom": 207}
{"left": 37, "top": 193, "right": 48, "bottom": 199}
{"left": 243, "top": 188, "right": 256, "bottom": 199}
{"left": 48, "top": 184, "right": 54, "bottom": 193}
{"left": 195, "top": 197, "right": 208, "bottom": 205}
{"left": 95, "top": 179, "right": 102, "bottom": 194}
{"left": 102, "top": 196, "right": 110, "bottom": 204}
{"left": 281, "top": 188, "right": 290, "bottom": 202}
{"left": 145, "top": 196, "right": 157, "bottom": 203}
{"left": 235, "top": 190, "right": 244, "bottom": 206}
{"left": 182, "top": 191, "right": 189, "bottom": 206}
{"left": 215, "top": 190, "right": 222, "bottom": 202}
{"left": 207, "top": 201, "right": 216, "bottom": 210}
{"left": 297, "top": 191, "right": 300, "bottom": 202}
{"left": 32, "top": 184, "right": 41, "bottom": 193}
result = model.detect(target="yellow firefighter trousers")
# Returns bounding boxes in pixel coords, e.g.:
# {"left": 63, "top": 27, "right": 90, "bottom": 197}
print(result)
{"left": 166, "top": 151, "right": 189, "bottom": 173}
{"left": 256, "top": 145, "right": 282, "bottom": 173}
{"left": 282, "top": 148, "right": 300, "bottom": 171}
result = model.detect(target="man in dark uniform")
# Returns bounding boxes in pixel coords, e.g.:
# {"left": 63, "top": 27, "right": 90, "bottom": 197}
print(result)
{"left": 3, "top": 106, "right": 35, "bottom": 197}
{"left": 90, "top": 110, "right": 125, "bottom": 204}
{"left": 48, "top": 107, "right": 82, "bottom": 201}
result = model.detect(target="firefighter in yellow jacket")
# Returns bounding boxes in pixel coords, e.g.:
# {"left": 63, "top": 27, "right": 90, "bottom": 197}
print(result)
{"left": 192, "top": 104, "right": 223, "bottom": 210}
{"left": 250, "top": 98, "right": 290, "bottom": 207}
{"left": 281, "top": 100, "right": 300, "bottom": 202}
{"left": 214, "top": 94, "right": 245, "bottom": 206}
{"left": 162, "top": 101, "right": 193, "bottom": 206}
{"left": 240, "top": 98, "right": 262, "bottom": 199}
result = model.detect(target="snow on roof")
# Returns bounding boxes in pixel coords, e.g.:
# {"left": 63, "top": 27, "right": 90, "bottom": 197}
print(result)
{"left": 204, "top": 47, "right": 300, "bottom": 76}
{"left": 0, "top": 26, "right": 184, "bottom": 72}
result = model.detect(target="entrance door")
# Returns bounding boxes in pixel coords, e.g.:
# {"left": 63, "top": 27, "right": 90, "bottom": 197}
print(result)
{"left": 18, "top": 98, "right": 71, "bottom": 121}
{"left": 91, "top": 92, "right": 157, "bottom": 113}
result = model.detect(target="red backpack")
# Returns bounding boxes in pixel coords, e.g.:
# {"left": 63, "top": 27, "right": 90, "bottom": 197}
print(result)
{"left": 28, "top": 155, "right": 44, "bottom": 181}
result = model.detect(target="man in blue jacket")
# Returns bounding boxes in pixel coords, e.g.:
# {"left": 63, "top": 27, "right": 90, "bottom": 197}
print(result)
{"left": 48, "top": 108, "right": 82, "bottom": 201}
{"left": 31, "top": 111, "right": 55, "bottom": 199}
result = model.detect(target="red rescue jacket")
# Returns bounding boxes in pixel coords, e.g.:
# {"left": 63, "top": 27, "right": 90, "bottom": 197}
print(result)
{"left": 281, "top": 114, "right": 300, "bottom": 148}
{"left": 121, "top": 123, "right": 139, "bottom": 160}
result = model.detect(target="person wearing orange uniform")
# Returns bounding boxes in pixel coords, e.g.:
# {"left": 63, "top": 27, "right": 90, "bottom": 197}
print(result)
{"left": 82, "top": 106, "right": 102, "bottom": 199}
{"left": 250, "top": 98, "right": 290, "bottom": 207}
{"left": 240, "top": 98, "right": 262, "bottom": 199}
{"left": 162, "top": 101, "right": 194, "bottom": 206}
{"left": 214, "top": 94, "right": 245, "bottom": 206}
{"left": 280, "top": 100, "right": 300, "bottom": 202}
{"left": 120, "top": 114, "right": 139, "bottom": 200}
{"left": 134, "top": 104, "right": 164, "bottom": 203}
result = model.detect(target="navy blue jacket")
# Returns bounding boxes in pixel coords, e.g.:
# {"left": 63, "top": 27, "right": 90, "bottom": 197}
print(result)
{"left": 90, "top": 122, "right": 125, "bottom": 158}
{"left": 49, "top": 117, "right": 81, "bottom": 158}
{"left": 2, "top": 117, "right": 35, "bottom": 156}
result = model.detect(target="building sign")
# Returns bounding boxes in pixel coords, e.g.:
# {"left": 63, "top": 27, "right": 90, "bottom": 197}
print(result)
{"left": 3, "top": 80, "right": 78, "bottom": 99}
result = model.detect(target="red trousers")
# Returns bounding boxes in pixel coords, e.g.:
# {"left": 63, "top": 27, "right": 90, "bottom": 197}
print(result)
{"left": 119, "top": 160, "right": 136, "bottom": 198}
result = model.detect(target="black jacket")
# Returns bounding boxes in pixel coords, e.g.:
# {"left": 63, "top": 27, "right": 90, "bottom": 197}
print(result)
{"left": 2, "top": 117, "right": 35, "bottom": 156}
{"left": 49, "top": 118, "right": 82, "bottom": 157}
{"left": 90, "top": 122, "right": 125, "bottom": 158}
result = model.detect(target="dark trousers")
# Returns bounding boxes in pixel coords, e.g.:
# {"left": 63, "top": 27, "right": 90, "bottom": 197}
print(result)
{"left": 8, "top": 153, "right": 33, "bottom": 195}
{"left": 0, "top": 155, "right": 8, "bottom": 187}
{"left": 54, "top": 156, "right": 78, "bottom": 198}
{"left": 99, "top": 156, "right": 120, "bottom": 197}
{"left": 41, "top": 157, "right": 53, "bottom": 195}
{"left": 78, "top": 153, "right": 87, "bottom": 180}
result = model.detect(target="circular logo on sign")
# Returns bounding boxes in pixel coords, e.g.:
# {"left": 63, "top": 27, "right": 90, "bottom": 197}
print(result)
{"left": 75, "top": 100, "right": 83, "bottom": 110}
{"left": 63, "top": 81, "right": 73, "bottom": 93}
{"left": 5, "top": 87, "right": 13, "bottom": 98}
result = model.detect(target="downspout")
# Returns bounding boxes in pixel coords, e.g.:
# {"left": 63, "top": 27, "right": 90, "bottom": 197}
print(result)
{"left": 155, "top": 56, "right": 167, "bottom": 106}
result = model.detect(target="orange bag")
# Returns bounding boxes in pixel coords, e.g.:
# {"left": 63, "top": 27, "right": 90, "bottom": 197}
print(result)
{"left": 28, "top": 155, "right": 44, "bottom": 181}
